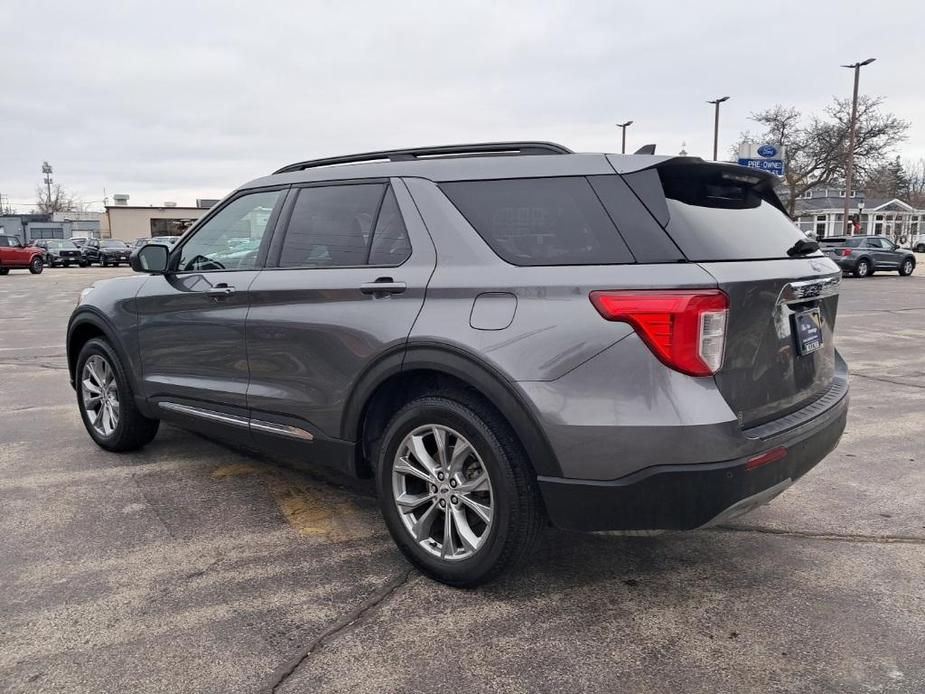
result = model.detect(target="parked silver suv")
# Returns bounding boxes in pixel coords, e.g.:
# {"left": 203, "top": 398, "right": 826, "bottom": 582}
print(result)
{"left": 67, "top": 142, "right": 849, "bottom": 585}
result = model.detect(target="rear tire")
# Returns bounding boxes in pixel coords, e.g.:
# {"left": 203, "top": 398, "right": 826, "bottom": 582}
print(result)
{"left": 0, "top": 268, "right": 9, "bottom": 275}
{"left": 76, "top": 338, "right": 159, "bottom": 452}
{"left": 29, "top": 257, "right": 44, "bottom": 274}
{"left": 375, "top": 393, "right": 543, "bottom": 587}
{"left": 899, "top": 258, "right": 915, "bottom": 276}
{"left": 915, "top": 244, "right": 925, "bottom": 253}
{"left": 853, "top": 259, "right": 871, "bottom": 278}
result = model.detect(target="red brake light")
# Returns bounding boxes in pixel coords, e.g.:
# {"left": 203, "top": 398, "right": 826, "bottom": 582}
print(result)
{"left": 589, "top": 290, "right": 729, "bottom": 376}
{"left": 841, "top": 249, "right": 852, "bottom": 257}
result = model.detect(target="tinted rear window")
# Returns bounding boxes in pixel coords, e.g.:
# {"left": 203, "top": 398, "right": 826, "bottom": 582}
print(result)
{"left": 440, "top": 177, "right": 634, "bottom": 266}
{"left": 651, "top": 166, "right": 813, "bottom": 261}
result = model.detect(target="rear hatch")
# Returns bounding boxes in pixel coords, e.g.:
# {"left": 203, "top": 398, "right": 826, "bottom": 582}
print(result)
{"left": 626, "top": 161, "right": 842, "bottom": 428}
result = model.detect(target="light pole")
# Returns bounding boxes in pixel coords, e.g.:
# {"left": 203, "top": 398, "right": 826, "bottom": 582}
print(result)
{"left": 42, "top": 161, "right": 53, "bottom": 205}
{"left": 841, "top": 58, "right": 875, "bottom": 233}
{"left": 707, "top": 97, "right": 729, "bottom": 160}
{"left": 857, "top": 199, "right": 865, "bottom": 235}
{"left": 616, "top": 120, "right": 633, "bottom": 154}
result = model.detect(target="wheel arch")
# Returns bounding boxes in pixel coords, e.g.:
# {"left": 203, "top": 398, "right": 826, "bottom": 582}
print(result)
{"left": 343, "top": 343, "right": 562, "bottom": 479}
{"left": 67, "top": 310, "right": 135, "bottom": 391}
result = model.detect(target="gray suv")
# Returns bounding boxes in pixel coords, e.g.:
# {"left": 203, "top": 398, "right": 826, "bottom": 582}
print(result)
{"left": 67, "top": 142, "right": 849, "bottom": 585}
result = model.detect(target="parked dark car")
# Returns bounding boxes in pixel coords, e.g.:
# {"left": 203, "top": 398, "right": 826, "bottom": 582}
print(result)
{"left": 0, "top": 235, "right": 44, "bottom": 274}
{"left": 80, "top": 239, "right": 133, "bottom": 267}
{"left": 820, "top": 235, "right": 916, "bottom": 277}
{"left": 35, "top": 239, "right": 82, "bottom": 267}
{"left": 67, "top": 142, "right": 849, "bottom": 585}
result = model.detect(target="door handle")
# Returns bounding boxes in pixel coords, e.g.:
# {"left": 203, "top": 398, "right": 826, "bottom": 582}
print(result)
{"left": 360, "top": 278, "right": 407, "bottom": 296}
{"left": 206, "top": 283, "right": 236, "bottom": 299}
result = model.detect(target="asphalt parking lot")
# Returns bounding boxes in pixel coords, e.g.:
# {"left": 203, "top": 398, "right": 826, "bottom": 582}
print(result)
{"left": 2, "top": 262, "right": 924, "bottom": 693}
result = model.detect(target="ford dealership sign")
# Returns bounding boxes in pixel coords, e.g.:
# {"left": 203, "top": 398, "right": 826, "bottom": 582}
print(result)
{"left": 738, "top": 142, "right": 786, "bottom": 176}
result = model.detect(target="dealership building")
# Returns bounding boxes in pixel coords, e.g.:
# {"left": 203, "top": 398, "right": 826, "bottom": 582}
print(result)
{"left": 792, "top": 187, "right": 923, "bottom": 239}
{"left": 100, "top": 196, "right": 218, "bottom": 242}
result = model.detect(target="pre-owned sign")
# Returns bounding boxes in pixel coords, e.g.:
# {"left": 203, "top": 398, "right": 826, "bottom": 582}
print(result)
{"left": 738, "top": 143, "right": 786, "bottom": 177}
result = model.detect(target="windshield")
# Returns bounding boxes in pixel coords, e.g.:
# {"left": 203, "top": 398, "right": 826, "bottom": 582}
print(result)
{"left": 102, "top": 240, "right": 128, "bottom": 248}
{"left": 47, "top": 240, "right": 78, "bottom": 249}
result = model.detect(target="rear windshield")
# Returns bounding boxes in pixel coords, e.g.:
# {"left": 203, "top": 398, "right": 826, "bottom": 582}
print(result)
{"left": 651, "top": 165, "right": 814, "bottom": 261}
{"left": 440, "top": 177, "right": 634, "bottom": 266}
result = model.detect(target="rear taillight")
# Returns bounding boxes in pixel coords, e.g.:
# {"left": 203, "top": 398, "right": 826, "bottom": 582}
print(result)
{"left": 589, "top": 290, "right": 729, "bottom": 376}
{"left": 841, "top": 249, "right": 852, "bottom": 257}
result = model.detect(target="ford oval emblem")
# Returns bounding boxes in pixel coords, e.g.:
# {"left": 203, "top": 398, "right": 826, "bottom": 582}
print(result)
{"left": 757, "top": 144, "right": 778, "bottom": 158}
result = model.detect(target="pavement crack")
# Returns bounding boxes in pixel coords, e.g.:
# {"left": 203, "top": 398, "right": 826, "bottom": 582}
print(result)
{"left": 712, "top": 525, "right": 925, "bottom": 545}
{"left": 850, "top": 372, "right": 925, "bottom": 390}
{"left": 263, "top": 568, "right": 414, "bottom": 694}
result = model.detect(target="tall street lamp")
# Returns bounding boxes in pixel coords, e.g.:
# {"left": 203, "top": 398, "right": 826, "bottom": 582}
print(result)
{"left": 841, "top": 58, "right": 876, "bottom": 234}
{"left": 707, "top": 97, "right": 729, "bottom": 160}
{"left": 616, "top": 120, "right": 633, "bottom": 154}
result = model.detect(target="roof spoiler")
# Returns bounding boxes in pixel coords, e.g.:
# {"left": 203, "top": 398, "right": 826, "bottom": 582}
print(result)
{"left": 634, "top": 144, "right": 657, "bottom": 155}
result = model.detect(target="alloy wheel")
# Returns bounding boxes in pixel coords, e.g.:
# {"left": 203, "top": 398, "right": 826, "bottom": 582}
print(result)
{"left": 391, "top": 424, "right": 494, "bottom": 561}
{"left": 81, "top": 355, "right": 120, "bottom": 437}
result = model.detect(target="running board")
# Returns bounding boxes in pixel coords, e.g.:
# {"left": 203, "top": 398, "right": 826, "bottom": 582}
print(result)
{"left": 158, "top": 402, "right": 314, "bottom": 441}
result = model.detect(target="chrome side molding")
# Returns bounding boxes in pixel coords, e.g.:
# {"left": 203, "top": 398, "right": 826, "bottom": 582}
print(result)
{"left": 158, "top": 401, "right": 314, "bottom": 441}
{"left": 250, "top": 419, "right": 314, "bottom": 441}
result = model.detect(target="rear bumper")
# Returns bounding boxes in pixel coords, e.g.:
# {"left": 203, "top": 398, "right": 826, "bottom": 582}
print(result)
{"left": 537, "top": 387, "right": 848, "bottom": 532}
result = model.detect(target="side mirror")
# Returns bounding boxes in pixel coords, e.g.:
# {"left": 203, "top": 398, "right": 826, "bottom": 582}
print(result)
{"left": 132, "top": 243, "right": 169, "bottom": 273}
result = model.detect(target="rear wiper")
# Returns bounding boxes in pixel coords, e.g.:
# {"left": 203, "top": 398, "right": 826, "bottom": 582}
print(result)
{"left": 787, "top": 239, "right": 820, "bottom": 257}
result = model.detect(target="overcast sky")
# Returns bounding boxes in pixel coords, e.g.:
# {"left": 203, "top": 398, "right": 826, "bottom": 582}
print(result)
{"left": 3, "top": 0, "right": 924, "bottom": 210}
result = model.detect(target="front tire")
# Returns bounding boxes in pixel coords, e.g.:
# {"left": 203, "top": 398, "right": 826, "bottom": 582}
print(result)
{"left": 29, "top": 257, "right": 44, "bottom": 274}
{"left": 899, "top": 258, "right": 915, "bottom": 276}
{"left": 853, "top": 259, "right": 871, "bottom": 278}
{"left": 76, "top": 338, "right": 159, "bottom": 452}
{"left": 0, "top": 268, "right": 9, "bottom": 275}
{"left": 375, "top": 394, "right": 543, "bottom": 587}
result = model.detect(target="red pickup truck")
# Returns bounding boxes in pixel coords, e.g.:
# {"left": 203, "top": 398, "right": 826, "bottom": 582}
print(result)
{"left": 0, "top": 236, "right": 45, "bottom": 275}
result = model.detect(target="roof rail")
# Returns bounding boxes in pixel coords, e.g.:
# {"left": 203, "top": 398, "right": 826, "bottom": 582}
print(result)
{"left": 273, "top": 141, "right": 573, "bottom": 174}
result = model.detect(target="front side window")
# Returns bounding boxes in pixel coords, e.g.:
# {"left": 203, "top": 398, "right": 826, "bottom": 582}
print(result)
{"left": 178, "top": 190, "right": 282, "bottom": 272}
{"left": 279, "top": 184, "right": 410, "bottom": 268}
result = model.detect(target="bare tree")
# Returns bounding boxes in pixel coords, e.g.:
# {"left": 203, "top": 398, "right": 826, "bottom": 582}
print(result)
{"left": 736, "top": 96, "right": 909, "bottom": 217}
{"left": 35, "top": 184, "right": 81, "bottom": 214}
{"left": 905, "top": 158, "right": 925, "bottom": 208}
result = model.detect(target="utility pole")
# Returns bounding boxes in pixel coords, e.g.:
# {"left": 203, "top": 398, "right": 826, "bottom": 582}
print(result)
{"left": 707, "top": 97, "right": 730, "bottom": 161}
{"left": 841, "top": 58, "right": 876, "bottom": 234}
{"left": 616, "top": 120, "right": 633, "bottom": 154}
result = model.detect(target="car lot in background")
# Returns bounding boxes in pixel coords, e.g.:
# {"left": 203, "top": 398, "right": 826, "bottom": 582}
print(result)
{"left": 78, "top": 238, "right": 133, "bottom": 267}
{"left": 821, "top": 235, "right": 916, "bottom": 277}
{"left": 1, "top": 266, "right": 923, "bottom": 691}
{"left": 33, "top": 239, "right": 82, "bottom": 267}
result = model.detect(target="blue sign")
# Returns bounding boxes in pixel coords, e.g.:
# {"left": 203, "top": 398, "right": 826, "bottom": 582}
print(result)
{"left": 738, "top": 158, "right": 785, "bottom": 176}
{"left": 757, "top": 144, "right": 778, "bottom": 158}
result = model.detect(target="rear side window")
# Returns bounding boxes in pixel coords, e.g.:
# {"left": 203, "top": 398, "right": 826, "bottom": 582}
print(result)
{"left": 280, "top": 184, "right": 385, "bottom": 268}
{"left": 368, "top": 188, "right": 411, "bottom": 265}
{"left": 644, "top": 165, "right": 813, "bottom": 261}
{"left": 440, "top": 177, "right": 634, "bottom": 266}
